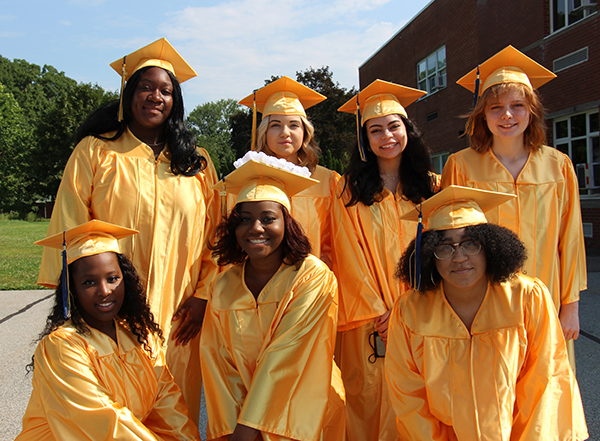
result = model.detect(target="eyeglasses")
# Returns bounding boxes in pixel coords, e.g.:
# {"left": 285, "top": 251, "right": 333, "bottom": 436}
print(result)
{"left": 433, "top": 240, "right": 482, "bottom": 260}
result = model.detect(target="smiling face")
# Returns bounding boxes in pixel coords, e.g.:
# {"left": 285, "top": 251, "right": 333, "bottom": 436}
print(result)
{"left": 365, "top": 114, "right": 408, "bottom": 164}
{"left": 128, "top": 67, "right": 174, "bottom": 136}
{"left": 70, "top": 252, "right": 125, "bottom": 335}
{"left": 484, "top": 88, "right": 531, "bottom": 142}
{"left": 235, "top": 201, "right": 285, "bottom": 266}
{"left": 264, "top": 114, "right": 304, "bottom": 163}
{"left": 435, "top": 228, "right": 487, "bottom": 296}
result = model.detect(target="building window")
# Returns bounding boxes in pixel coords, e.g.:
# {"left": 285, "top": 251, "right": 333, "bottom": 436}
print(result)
{"left": 551, "top": 0, "right": 597, "bottom": 33}
{"left": 554, "top": 110, "right": 600, "bottom": 193}
{"left": 431, "top": 152, "right": 450, "bottom": 174}
{"left": 417, "top": 46, "right": 446, "bottom": 94}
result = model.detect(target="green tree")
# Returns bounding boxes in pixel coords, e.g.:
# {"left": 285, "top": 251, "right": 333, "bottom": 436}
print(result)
{"left": 0, "top": 84, "right": 34, "bottom": 214}
{"left": 0, "top": 56, "right": 117, "bottom": 215}
{"left": 187, "top": 98, "right": 239, "bottom": 176}
{"left": 296, "top": 66, "right": 356, "bottom": 173}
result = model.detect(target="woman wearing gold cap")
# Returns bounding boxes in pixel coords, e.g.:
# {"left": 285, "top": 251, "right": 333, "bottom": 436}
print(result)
{"left": 201, "top": 153, "right": 345, "bottom": 441}
{"left": 239, "top": 76, "right": 339, "bottom": 267}
{"left": 36, "top": 38, "right": 219, "bottom": 423}
{"left": 333, "top": 79, "right": 439, "bottom": 441}
{"left": 385, "top": 186, "right": 587, "bottom": 440}
{"left": 442, "top": 46, "right": 586, "bottom": 368}
{"left": 18, "top": 220, "right": 200, "bottom": 440}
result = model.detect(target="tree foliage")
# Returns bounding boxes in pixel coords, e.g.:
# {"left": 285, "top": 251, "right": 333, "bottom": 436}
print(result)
{"left": 0, "top": 55, "right": 117, "bottom": 216}
{"left": 186, "top": 98, "right": 239, "bottom": 176}
{"left": 0, "top": 84, "right": 34, "bottom": 214}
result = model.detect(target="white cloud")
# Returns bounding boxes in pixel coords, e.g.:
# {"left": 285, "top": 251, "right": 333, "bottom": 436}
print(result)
{"left": 158, "top": 0, "right": 403, "bottom": 106}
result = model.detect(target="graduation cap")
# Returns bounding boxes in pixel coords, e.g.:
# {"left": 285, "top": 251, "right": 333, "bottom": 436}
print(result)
{"left": 457, "top": 45, "right": 556, "bottom": 105}
{"left": 214, "top": 152, "right": 318, "bottom": 212}
{"left": 109, "top": 38, "right": 197, "bottom": 121}
{"left": 239, "top": 76, "right": 326, "bottom": 151}
{"left": 338, "top": 79, "right": 426, "bottom": 161}
{"left": 400, "top": 186, "right": 516, "bottom": 289}
{"left": 35, "top": 220, "right": 138, "bottom": 318}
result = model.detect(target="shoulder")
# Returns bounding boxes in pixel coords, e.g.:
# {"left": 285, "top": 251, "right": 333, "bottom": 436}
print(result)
{"left": 36, "top": 324, "right": 93, "bottom": 359}
{"left": 314, "top": 165, "right": 341, "bottom": 182}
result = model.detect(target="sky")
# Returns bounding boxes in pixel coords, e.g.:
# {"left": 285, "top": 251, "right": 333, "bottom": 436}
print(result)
{"left": 0, "top": 0, "right": 432, "bottom": 112}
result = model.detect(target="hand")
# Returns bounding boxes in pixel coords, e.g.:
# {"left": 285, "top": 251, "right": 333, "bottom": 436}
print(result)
{"left": 375, "top": 309, "right": 392, "bottom": 345}
{"left": 559, "top": 301, "right": 580, "bottom": 340}
{"left": 171, "top": 297, "right": 207, "bottom": 346}
{"left": 229, "top": 423, "right": 260, "bottom": 441}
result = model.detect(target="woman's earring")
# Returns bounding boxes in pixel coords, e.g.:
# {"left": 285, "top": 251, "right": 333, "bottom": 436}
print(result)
{"left": 430, "top": 270, "right": 436, "bottom": 286}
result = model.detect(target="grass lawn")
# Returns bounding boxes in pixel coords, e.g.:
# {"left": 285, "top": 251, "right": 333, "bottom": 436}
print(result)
{"left": 0, "top": 220, "right": 50, "bottom": 290}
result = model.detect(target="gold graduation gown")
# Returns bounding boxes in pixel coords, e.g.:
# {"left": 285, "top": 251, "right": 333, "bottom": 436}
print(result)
{"left": 441, "top": 147, "right": 587, "bottom": 310}
{"left": 290, "top": 165, "right": 340, "bottom": 267}
{"left": 17, "top": 321, "right": 200, "bottom": 441}
{"left": 37, "top": 128, "right": 219, "bottom": 422}
{"left": 200, "top": 255, "right": 345, "bottom": 441}
{"left": 331, "top": 174, "right": 440, "bottom": 441}
{"left": 385, "top": 276, "right": 588, "bottom": 441}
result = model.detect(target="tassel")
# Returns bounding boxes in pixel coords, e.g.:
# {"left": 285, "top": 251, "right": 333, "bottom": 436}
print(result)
{"left": 356, "top": 95, "right": 367, "bottom": 162}
{"left": 118, "top": 56, "right": 127, "bottom": 122}
{"left": 219, "top": 176, "right": 228, "bottom": 223}
{"left": 61, "top": 231, "right": 70, "bottom": 319}
{"left": 250, "top": 90, "right": 258, "bottom": 151}
{"left": 472, "top": 65, "right": 480, "bottom": 108}
{"left": 414, "top": 203, "right": 423, "bottom": 290}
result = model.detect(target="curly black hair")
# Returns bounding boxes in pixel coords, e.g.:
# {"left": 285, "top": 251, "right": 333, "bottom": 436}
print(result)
{"left": 211, "top": 203, "right": 312, "bottom": 269}
{"left": 27, "top": 253, "right": 163, "bottom": 372}
{"left": 396, "top": 223, "right": 527, "bottom": 292}
{"left": 341, "top": 115, "right": 436, "bottom": 207}
{"left": 75, "top": 66, "right": 207, "bottom": 176}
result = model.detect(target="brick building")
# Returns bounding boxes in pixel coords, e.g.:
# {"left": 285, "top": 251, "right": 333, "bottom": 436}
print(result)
{"left": 359, "top": 0, "right": 600, "bottom": 248}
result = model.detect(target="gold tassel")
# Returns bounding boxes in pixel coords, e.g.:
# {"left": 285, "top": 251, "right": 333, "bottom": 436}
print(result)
{"left": 118, "top": 56, "right": 127, "bottom": 122}
{"left": 250, "top": 90, "right": 257, "bottom": 151}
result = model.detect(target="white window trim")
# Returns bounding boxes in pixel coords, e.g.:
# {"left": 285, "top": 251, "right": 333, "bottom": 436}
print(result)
{"left": 417, "top": 46, "right": 447, "bottom": 95}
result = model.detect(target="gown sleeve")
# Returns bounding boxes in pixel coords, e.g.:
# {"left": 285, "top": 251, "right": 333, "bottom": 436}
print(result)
{"left": 142, "top": 335, "right": 201, "bottom": 440}
{"left": 193, "top": 150, "right": 220, "bottom": 300}
{"left": 440, "top": 153, "right": 466, "bottom": 189}
{"left": 239, "top": 267, "right": 338, "bottom": 440}
{"left": 200, "top": 287, "right": 247, "bottom": 439}
{"left": 331, "top": 180, "right": 387, "bottom": 330}
{"left": 557, "top": 156, "right": 587, "bottom": 304}
{"left": 37, "top": 137, "right": 97, "bottom": 287}
{"left": 21, "top": 332, "right": 198, "bottom": 441}
{"left": 385, "top": 295, "right": 452, "bottom": 441}
{"left": 511, "top": 279, "right": 588, "bottom": 440}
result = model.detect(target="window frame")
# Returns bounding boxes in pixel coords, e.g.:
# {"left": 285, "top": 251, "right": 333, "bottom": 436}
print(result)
{"left": 550, "top": 0, "right": 598, "bottom": 34}
{"left": 417, "top": 46, "right": 447, "bottom": 95}
{"left": 553, "top": 109, "right": 600, "bottom": 193}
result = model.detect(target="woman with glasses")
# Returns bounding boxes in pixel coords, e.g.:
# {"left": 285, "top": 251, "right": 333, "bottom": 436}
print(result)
{"left": 385, "top": 186, "right": 587, "bottom": 440}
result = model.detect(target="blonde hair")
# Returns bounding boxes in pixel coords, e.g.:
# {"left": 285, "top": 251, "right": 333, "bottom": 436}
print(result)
{"left": 465, "top": 82, "right": 547, "bottom": 153}
{"left": 255, "top": 114, "right": 321, "bottom": 173}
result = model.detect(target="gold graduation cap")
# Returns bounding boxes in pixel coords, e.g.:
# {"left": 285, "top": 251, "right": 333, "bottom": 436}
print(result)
{"left": 239, "top": 76, "right": 326, "bottom": 151}
{"left": 35, "top": 220, "right": 138, "bottom": 265}
{"left": 109, "top": 38, "right": 197, "bottom": 121}
{"left": 35, "top": 220, "right": 138, "bottom": 319}
{"left": 457, "top": 45, "right": 556, "bottom": 96}
{"left": 239, "top": 76, "right": 326, "bottom": 118}
{"left": 214, "top": 154, "right": 318, "bottom": 211}
{"left": 338, "top": 79, "right": 426, "bottom": 125}
{"left": 401, "top": 185, "right": 516, "bottom": 231}
{"left": 338, "top": 79, "right": 426, "bottom": 161}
